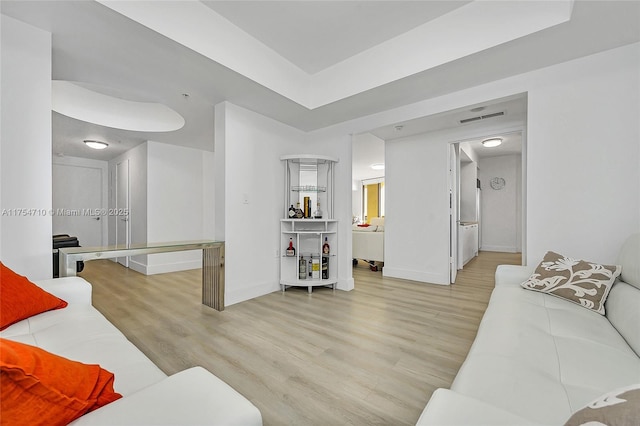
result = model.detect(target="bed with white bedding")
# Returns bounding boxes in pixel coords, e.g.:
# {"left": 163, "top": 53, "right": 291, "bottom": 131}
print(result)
{"left": 352, "top": 217, "right": 384, "bottom": 263}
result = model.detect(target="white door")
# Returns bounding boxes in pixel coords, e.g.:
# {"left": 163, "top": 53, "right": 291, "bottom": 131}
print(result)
{"left": 116, "top": 159, "right": 130, "bottom": 266}
{"left": 52, "top": 164, "right": 103, "bottom": 247}
{"left": 449, "top": 144, "right": 458, "bottom": 284}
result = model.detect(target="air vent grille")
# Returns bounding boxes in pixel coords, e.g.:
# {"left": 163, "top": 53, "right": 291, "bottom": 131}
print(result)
{"left": 460, "top": 111, "right": 505, "bottom": 124}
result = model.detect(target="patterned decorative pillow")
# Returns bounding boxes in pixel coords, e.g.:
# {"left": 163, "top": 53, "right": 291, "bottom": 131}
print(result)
{"left": 564, "top": 384, "right": 640, "bottom": 426}
{"left": 521, "top": 251, "right": 621, "bottom": 315}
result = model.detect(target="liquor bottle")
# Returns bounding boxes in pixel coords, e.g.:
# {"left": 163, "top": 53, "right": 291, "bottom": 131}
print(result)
{"left": 295, "top": 202, "right": 304, "bottom": 219}
{"left": 299, "top": 256, "right": 306, "bottom": 280}
{"left": 303, "top": 196, "right": 310, "bottom": 218}
{"left": 286, "top": 238, "right": 295, "bottom": 257}
{"left": 322, "top": 256, "right": 329, "bottom": 279}
{"left": 311, "top": 256, "right": 320, "bottom": 279}
{"left": 322, "top": 237, "right": 330, "bottom": 254}
{"left": 288, "top": 204, "right": 295, "bottom": 218}
{"left": 308, "top": 257, "right": 312, "bottom": 277}
{"left": 313, "top": 202, "right": 323, "bottom": 219}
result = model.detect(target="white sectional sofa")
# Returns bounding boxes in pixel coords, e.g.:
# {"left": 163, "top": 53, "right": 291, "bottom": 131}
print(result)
{"left": 0, "top": 276, "right": 262, "bottom": 425}
{"left": 417, "top": 234, "right": 640, "bottom": 425}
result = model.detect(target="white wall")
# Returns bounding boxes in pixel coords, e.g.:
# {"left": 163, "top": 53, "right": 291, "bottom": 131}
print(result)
{"left": 146, "top": 141, "right": 208, "bottom": 274}
{"left": 0, "top": 16, "right": 52, "bottom": 279}
{"left": 108, "top": 141, "right": 214, "bottom": 274}
{"left": 479, "top": 155, "right": 521, "bottom": 252}
{"left": 214, "top": 102, "right": 309, "bottom": 305}
{"left": 525, "top": 47, "right": 639, "bottom": 264}
{"left": 385, "top": 134, "right": 451, "bottom": 284}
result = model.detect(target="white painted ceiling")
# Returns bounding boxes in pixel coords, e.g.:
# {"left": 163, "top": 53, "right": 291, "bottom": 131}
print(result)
{"left": 1, "top": 1, "right": 639, "bottom": 162}
{"left": 202, "top": 1, "right": 473, "bottom": 74}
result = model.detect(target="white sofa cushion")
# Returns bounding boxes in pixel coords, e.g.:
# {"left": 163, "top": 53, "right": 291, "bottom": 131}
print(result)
{"left": 73, "top": 367, "right": 262, "bottom": 425}
{"left": 416, "top": 389, "right": 542, "bottom": 426}
{"left": 450, "top": 276, "right": 640, "bottom": 425}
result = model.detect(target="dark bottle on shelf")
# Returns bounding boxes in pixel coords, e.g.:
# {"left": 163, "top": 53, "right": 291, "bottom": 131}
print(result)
{"left": 286, "top": 238, "right": 295, "bottom": 257}
{"left": 308, "top": 257, "right": 312, "bottom": 277}
{"left": 322, "top": 256, "right": 329, "bottom": 279}
{"left": 288, "top": 204, "right": 295, "bottom": 218}
{"left": 299, "top": 256, "right": 306, "bottom": 280}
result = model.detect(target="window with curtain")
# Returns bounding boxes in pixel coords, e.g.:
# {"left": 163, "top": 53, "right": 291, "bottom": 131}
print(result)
{"left": 362, "top": 179, "right": 384, "bottom": 223}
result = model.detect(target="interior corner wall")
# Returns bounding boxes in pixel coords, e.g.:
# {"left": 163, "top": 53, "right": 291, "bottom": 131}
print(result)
{"left": 145, "top": 141, "right": 208, "bottom": 274}
{"left": 214, "top": 102, "right": 307, "bottom": 306}
{"left": 0, "top": 15, "right": 52, "bottom": 279}
{"left": 305, "top": 131, "right": 355, "bottom": 291}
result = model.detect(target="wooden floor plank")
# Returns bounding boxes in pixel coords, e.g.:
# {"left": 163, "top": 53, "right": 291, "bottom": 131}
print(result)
{"left": 79, "top": 251, "right": 521, "bottom": 425}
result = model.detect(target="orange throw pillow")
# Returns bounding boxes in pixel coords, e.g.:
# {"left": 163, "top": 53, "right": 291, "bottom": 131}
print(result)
{"left": 0, "top": 338, "right": 122, "bottom": 426}
{"left": 0, "top": 262, "right": 68, "bottom": 330}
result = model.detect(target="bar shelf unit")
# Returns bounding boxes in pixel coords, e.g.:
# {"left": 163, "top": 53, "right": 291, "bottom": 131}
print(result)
{"left": 280, "top": 155, "right": 338, "bottom": 293}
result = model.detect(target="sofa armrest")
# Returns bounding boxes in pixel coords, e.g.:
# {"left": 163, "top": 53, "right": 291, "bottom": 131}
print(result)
{"left": 72, "top": 366, "right": 262, "bottom": 426}
{"left": 495, "top": 265, "right": 534, "bottom": 287}
{"left": 416, "top": 389, "right": 541, "bottom": 426}
{"left": 33, "top": 277, "right": 93, "bottom": 306}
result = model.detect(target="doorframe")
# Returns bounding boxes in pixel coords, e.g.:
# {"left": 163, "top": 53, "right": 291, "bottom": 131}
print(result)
{"left": 115, "top": 159, "right": 130, "bottom": 267}
{"left": 449, "top": 126, "right": 527, "bottom": 275}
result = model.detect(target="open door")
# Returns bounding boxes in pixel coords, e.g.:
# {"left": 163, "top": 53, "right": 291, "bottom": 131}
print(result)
{"left": 115, "top": 159, "right": 130, "bottom": 266}
{"left": 449, "top": 144, "right": 459, "bottom": 283}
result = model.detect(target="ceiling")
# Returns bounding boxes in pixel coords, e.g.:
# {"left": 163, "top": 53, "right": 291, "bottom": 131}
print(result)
{"left": 1, "top": 1, "right": 639, "bottom": 162}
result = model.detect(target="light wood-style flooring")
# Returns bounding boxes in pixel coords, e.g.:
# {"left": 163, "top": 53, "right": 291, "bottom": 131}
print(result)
{"left": 79, "top": 251, "right": 521, "bottom": 425}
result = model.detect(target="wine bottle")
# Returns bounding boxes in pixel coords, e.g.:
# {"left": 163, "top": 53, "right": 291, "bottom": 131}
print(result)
{"left": 286, "top": 238, "right": 295, "bottom": 257}
{"left": 299, "top": 256, "right": 306, "bottom": 280}
{"left": 322, "top": 237, "right": 330, "bottom": 254}
{"left": 314, "top": 202, "right": 323, "bottom": 219}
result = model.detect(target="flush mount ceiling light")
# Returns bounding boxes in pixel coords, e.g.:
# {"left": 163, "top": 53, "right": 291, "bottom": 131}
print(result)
{"left": 482, "top": 138, "right": 503, "bottom": 148}
{"left": 371, "top": 163, "right": 385, "bottom": 170}
{"left": 84, "top": 140, "right": 109, "bottom": 150}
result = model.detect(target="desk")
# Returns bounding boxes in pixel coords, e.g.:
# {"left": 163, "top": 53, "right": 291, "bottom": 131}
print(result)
{"left": 58, "top": 240, "right": 225, "bottom": 311}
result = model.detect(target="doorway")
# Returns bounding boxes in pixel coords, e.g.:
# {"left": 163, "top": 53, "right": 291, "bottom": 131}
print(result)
{"left": 450, "top": 130, "right": 525, "bottom": 282}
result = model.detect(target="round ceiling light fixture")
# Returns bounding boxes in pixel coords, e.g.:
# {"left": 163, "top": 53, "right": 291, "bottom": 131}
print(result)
{"left": 371, "top": 163, "right": 385, "bottom": 170}
{"left": 84, "top": 140, "right": 109, "bottom": 150}
{"left": 482, "top": 138, "right": 503, "bottom": 148}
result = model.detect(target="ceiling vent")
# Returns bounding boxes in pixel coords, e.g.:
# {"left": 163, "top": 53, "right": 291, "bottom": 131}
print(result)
{"left": 460, "top": 111, "right": 505, "bottom": 124}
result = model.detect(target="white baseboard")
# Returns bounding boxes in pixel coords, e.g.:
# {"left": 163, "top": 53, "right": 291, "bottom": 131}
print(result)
{"left": 225, "top": 280, "right": 280, "bottom": 307}
{"left": 337, "top": 277, "right": 354, "bottom": 291}
{"left": 382, "top": 267, "right": 449, "bottom": 285}
{"left": 127, "top": 259, "right": 201, "bottom": 275}
{"left": 481, "top": 245, "right": 519, "bottom": 253}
